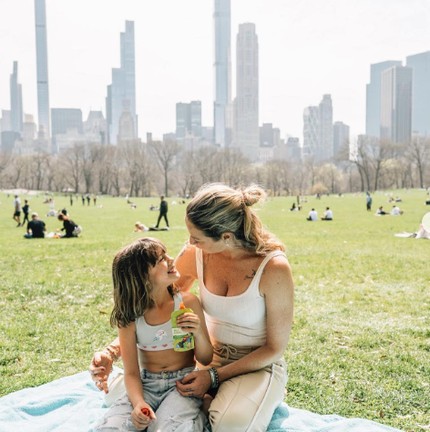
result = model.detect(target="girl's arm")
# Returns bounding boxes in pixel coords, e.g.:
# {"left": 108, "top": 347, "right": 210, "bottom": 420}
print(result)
{"left": 178, "top": 292, "right": 213, "bottom": 366}
{"left": 119, "top": 323, "right": 155, "bottom": 427}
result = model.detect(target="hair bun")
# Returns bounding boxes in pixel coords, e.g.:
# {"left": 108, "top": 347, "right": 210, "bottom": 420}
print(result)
{"left": 241, "top": 185, "right": 266, "bottom": 206}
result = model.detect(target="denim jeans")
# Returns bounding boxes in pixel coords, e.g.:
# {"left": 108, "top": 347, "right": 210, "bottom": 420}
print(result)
{"left": 94, "top": 366, "right": 207, "bottom": 432}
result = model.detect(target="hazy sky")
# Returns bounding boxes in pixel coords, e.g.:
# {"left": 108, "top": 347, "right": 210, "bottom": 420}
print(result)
{"left": 1, "top": 0, "right": 430, "bottom": 142}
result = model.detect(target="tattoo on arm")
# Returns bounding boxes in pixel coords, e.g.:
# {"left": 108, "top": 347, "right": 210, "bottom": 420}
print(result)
{"left": 245, "top": 269, "right": 257, "bottom": 280}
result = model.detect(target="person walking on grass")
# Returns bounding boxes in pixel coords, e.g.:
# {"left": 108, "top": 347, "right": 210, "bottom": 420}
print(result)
{"left": 13, "top": 195, "right": 22, "bottom": 227}
{"left": 22, "top": 199, "right": 30, "bottom": 226}
{"left": 155, "top": 196, "right": 169, "bottom": 229}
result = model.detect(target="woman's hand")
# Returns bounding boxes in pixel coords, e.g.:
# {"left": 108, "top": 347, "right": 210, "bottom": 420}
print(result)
{"left": 89, "top": 351, "right": 113, "bottom": 393}
{"left": 176, "top": 369, "right": 212, "bottom": 399}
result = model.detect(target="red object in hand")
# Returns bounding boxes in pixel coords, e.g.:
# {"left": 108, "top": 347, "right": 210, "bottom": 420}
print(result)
{"left": 141, "top": 407, "right": 150, "bottom": 416}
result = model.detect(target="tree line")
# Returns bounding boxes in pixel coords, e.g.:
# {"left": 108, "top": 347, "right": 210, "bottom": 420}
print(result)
{"left": 0, "top": 136, "right": 428, "bottom": 197}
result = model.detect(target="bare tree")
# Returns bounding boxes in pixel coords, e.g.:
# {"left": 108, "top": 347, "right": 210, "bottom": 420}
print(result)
{"left": 406, "top": 136, "right": 430, "bottom": 188}
{"left": 149, "top": 140, "right": 180, "bottom": 196}
{"left": 63, "top": 144, "right": 86, "bottom": 193}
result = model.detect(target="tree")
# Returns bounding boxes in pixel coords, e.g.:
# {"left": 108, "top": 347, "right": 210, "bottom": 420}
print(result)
{"left": 406, "top": 136, "right": 430, "bottom": 189}
{"left": 149, "top": 140, "right": 180, "bottom": 196}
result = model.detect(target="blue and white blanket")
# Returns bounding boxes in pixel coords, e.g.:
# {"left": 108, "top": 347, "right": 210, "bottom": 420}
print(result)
{"left": 0, "top": 370, "right": 403, "bottom": 432}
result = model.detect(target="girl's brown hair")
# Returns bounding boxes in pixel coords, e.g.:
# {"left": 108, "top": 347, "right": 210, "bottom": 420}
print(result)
{"left": 110, "top": 237, "right": 167, "bottom": 328}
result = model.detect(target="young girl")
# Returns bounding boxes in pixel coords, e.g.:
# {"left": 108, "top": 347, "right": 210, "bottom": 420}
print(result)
{"left": 95, "top": 237, "right": 212, "bottom": 431}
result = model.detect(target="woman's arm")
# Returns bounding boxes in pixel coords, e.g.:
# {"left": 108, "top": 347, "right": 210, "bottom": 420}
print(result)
{"left": 174, "top": 244, "right": 198, "bottom": 292}
{"left": 178, "top": 292, "right": 213, "bottom": 366}
{"left": 89, "top": 337, "right": 120, "bottom": 392}
{"left": 177, "top": 255, "right": 294, "bottom": 397}
{"left": 216, "top": 255, "right": 294, "bottom": 381}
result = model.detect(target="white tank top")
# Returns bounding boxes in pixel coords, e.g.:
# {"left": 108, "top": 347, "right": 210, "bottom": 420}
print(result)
{"left": 196, "top": 248, "right": 285, "bottom": 347}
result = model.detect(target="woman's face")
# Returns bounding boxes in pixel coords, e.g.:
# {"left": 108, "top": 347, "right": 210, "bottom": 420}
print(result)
{"left": 185, "top": 217, "right": 225, "bottom": 254}
{"left": 148, "top": 249, "right": 180, "bottom": 287}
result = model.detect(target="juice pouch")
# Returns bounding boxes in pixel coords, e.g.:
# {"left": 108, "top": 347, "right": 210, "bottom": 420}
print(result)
{"left": 171, "top": 302, "right": 195, "bottom": 352}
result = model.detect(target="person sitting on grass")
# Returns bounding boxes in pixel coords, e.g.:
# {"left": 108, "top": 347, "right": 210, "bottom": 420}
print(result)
{"left": 57, "top": 213, "right": 80, "bottom": 238}
{"left": 321, "top": 207, "right": 333, "bottom": 221}
{"left": 24, "top": 212, "right": 46, "bottom": 239}
{"left": 94, "top": 237, "right": 212, "bottom": 431}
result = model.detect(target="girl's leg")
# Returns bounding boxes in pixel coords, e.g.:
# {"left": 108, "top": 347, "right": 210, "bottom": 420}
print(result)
{"left": 208, "top": 362, "right": 287, "bottom": 432}
{"left": 93, "top": 392, "right": 133, "bottom": 431}
{"left": 148, "top": 389, "right": 205, "bottom": 432}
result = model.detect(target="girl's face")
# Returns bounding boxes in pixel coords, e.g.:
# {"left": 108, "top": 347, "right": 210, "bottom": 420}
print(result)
{"left": 185, "top": 217, "right": 225, "bottom": 254}
{"left": 148, "top": 249, "right": 180, "bottom": 286}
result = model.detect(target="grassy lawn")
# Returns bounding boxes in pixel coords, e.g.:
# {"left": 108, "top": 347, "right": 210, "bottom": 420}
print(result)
{"left": 0, "top": 189, "right": 429, "bottom": 431}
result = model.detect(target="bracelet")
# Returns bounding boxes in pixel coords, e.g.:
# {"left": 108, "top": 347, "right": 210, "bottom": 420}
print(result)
{"left": 103, "top": 345, "right": 120, "bottom": 362}
{"left": 208, "top": 367, "right": 220, "bottom": 389}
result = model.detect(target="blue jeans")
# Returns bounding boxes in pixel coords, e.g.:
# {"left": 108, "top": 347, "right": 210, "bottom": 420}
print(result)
{"left": 94, "top": 366, "right": 207, "bottom": 432}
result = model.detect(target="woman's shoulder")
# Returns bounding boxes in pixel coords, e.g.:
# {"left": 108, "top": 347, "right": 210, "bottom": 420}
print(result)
{"left": 261, "top": 252, "right": 292, "bottom": 280}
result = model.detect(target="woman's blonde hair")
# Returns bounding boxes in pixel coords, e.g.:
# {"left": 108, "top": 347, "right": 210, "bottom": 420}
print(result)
{"left": 186, "top": 183, "right": 284, "bottom": 254}
{"left": 110, "top": 237, "right": 168, "bottom": 328}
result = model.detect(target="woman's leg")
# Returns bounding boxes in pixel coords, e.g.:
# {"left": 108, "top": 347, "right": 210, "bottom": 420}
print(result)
{"left": 208, "top": 362, "right": 287, "bottom": 432}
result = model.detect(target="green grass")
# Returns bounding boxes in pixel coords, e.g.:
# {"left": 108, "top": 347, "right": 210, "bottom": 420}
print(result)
{"left": 1, "top": 190, "right": 429, "bottom": 431}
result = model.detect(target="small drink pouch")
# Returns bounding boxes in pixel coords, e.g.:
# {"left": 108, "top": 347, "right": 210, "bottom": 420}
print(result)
{"left": 171, "top": 303, "right": 195, "bottom": 352}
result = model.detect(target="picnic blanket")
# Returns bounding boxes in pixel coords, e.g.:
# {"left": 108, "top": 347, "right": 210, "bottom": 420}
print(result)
{"left": 0, "top": 369, "right": 403, "bottom": 432}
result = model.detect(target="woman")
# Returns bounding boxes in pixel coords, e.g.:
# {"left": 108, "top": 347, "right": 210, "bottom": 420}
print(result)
{"left": 91, "top": 183, "right": 294, "bottom": 431}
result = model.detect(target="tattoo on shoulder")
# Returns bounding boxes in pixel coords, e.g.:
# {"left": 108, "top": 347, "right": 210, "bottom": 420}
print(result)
{"left": 245, "top": 269, "right": 257, "bottom": 280}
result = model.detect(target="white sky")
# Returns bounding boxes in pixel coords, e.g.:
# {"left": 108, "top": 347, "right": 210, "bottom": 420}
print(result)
{"left": 1, "top": 0, "right": 430, "bottom": 142}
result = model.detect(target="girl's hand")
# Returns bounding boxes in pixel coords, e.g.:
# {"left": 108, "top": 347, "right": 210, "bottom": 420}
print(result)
{"left": 176, "top": 312, "right": 201, "bottom": 336}
{"left": 131, "top": 404, "right": 156, "bottom": 430}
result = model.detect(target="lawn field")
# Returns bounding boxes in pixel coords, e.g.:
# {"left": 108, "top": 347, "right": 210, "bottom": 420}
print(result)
{"left": 0, "top": 189, "right": 429, "bottom": 431}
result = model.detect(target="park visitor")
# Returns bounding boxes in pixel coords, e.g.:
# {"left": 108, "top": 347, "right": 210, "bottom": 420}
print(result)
{"left": 90, "top": 183, "right": 294, "bottom": 431}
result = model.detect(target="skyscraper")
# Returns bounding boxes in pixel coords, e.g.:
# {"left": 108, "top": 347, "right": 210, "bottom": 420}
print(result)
{"left": 380, "top": 65, "right": 412, "bottom": 143}
{"left": 34, "top": 0, "right": 51, "bottom": 140}
{"left": 302, "top": 106, "right": 319, "bottom": 158}
{"left": 303, "top": 95, "right": 334, "bottom": 161}
{"left": 319, "top": 94, "right": 333, "bottom": 161}
{"left": 106, "top": 21, "right": 137, "bottom": 144}
{"left": 333, "top": 121, "right": 350, "bottom": 157}
{"left": 10, "top": 61, "right": 23, "bottom": 135}
{"left": 213, "top": 0, "right": 231, "bottom": 147}
{"left": 406, "top": 50, "right": 430, "bottom": 136}
{"left": 234, "top": 23, "right": 259, "bottom": 161}
{"left": 176, "top": 101, "right": 202, "bottom": 139}
{"left": 366, "top": 60, "right": 401, "bottom": 138}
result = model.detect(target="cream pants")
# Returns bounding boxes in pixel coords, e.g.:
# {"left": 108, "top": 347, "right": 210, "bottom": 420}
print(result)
{"left": 208, "top": 343, "right": 288, "bottom": 432}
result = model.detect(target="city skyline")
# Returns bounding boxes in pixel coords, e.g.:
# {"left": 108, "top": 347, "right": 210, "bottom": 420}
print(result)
{"left": 1, "top": 0, "right": 430, "bottom": 143}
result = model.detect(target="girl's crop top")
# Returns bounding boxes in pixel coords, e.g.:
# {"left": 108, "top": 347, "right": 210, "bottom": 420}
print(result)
{"left": 135, "top": 293, "right": 182, "bottom": 351}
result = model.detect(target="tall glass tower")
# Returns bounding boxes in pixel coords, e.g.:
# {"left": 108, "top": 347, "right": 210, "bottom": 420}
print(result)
{"left": 380, "top": 65, "right": 412, "bottom": 143}
{"left": 406, "top": 50, "right": 430, "bottom": 136}
{"left": 213, "top": 0, "right": 231, "bottom": 147}
{"left": 34, "top": 0, "right": 50, "bottom": 140}
{"left": 10, "top": 61, "right": 23, "bottom": 135}
{"left": 366, "top": 60, "right": 401, "bottom": 138}
{"left": 106, "top": 21, "right": 137, "bottom": 144}
{"left": 234, "top": 23, "right": 259, "bottom": 161}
